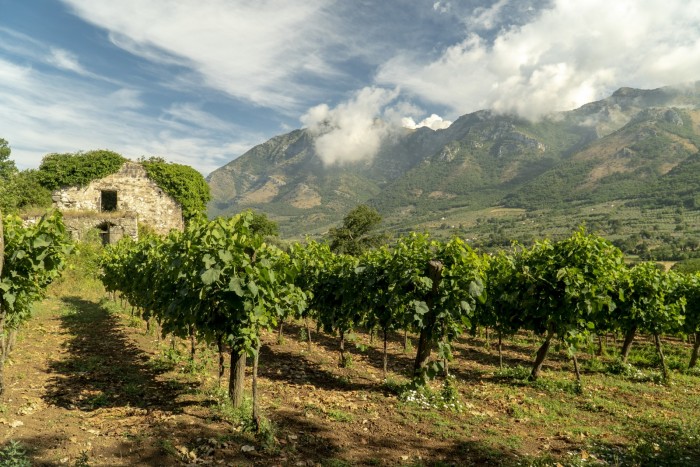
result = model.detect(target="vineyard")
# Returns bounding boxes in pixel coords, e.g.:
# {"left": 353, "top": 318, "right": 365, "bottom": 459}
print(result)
{"left": 1, "top": 211, "right": 700, "bottom": 465}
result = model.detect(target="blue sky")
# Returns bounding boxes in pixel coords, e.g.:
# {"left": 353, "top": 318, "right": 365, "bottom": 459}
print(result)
{"left": 2, "top": 0, "right": 699, "bottom": 175}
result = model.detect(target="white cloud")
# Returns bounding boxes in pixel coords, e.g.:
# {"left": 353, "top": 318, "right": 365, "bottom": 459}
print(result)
{"left": 377, "top": 0, "right": 700, "bottom": 120}
{"left": 402, "top": 114, "right": 452, "bottom": 130}
{"left": 467, "top": 0, "right": 510, "bottom": 30}
{"left": 301, "top": 87, "right": 401, "bottom": 165}
{"left": 61, "top": 0, "right": 340, "bottom": 112}
{"left": 161, "top": 103, "right": 236, "bottom": 132}
{"left": 46, "top": 47, "right": 88, "bottom": 75}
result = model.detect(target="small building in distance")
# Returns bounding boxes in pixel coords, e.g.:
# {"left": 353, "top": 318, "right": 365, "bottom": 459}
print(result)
{"left": 52, "top": 161, "right": 184, "bottom": 243}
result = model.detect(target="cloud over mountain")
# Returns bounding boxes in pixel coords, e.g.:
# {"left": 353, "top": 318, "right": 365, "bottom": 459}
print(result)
{"left": 377, "top": 0, "right": 700, "bottom": 119}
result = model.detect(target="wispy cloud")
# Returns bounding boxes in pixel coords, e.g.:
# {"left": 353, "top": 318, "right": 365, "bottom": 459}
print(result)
{"left": 0, "top": 55, "right": 254, "bottom": 175}
{"left": 46, "top": 47, "right": 88, "bottom": 75}
{"left": 61, "top": 0, "right": 341, "bottom": 112}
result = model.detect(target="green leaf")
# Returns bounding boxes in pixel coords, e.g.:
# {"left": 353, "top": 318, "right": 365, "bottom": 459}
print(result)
{"left": 414, "top": 300, "right": 429, "bottom": 316}
{"left": 200, "top": 267, "right": 220, "bottom": 285}
{"left": 248, "top": 281, "right": 259, "bottom": 296}
{"left": 229, "top": 277, "right": 244, "bottom": 296}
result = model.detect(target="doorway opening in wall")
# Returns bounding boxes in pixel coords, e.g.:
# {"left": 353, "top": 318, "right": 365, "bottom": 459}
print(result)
{"left": 97, "top": 221, "right": 113, "bottom": 245}
{"left": 101, "top": 190, "right": 118, "bottom": 212}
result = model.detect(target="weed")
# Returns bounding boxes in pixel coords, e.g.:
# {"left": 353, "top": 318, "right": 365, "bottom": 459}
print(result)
{"left": 322, "top": 459, "right": 352, "bottom": 467}
{"left": 393, "top": 377, "right": 464, "bottom": 412}
{"left": 327, "top": 409, "right": 354, "bottom": 423}
{"left": 158, "top": 438, "right": 178, "bottom": 457}
{"left": 340, "top": 354, "right": 354, "bottom": 368}
{"left": 0, "top": 440, "right": 31, "bottom": 467}
{"left": 123, "top": 382, "right": 144, "bottom": 398}
{"left": 492, "top": 364, "right": 530, "bottom": 382}
{"left": 580, "top": 356, "right": 607, "bottom": 373}
{"left": 531, "top": 377, "right": 582, "bottom": 395}
{"left": 182, "top": 356, "right": 209, "bottom": 375}
{"left": 606, "top": 360, "right": 665, "bottom": 383}
{"left": 149, "top": 345, "right": 185, "bottom": 372}
{"left": 85, "top": 392, "right": 109, "bottom": 409}
{"left": 74, "top": 451, "right": 90, "bottom": 467}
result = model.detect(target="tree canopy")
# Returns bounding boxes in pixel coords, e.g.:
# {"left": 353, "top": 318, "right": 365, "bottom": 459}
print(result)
{"left": 328, "top": 204, "right": 385, "bottom": 255}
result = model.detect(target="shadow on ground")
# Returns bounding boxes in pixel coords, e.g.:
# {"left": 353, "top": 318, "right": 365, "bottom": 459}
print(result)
{"left": 43, "top": 296, "right": 195, "bottom": 412}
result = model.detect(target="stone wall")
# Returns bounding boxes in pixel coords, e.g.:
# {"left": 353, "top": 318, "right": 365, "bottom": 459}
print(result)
{"left": 52, "top": 162, "right": 184, "bottom": 235}
{"left": 63, "top": 214, "right": 139, "bottom": 244}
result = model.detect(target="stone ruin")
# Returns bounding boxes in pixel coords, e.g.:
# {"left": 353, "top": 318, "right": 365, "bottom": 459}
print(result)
{"left": 51, "top": 161, "right": 184, "bottom": 244}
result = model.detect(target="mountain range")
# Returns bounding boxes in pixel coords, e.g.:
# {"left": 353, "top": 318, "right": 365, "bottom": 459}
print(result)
{"left": 207, "top": 83, "right": 700, "bottom": 239}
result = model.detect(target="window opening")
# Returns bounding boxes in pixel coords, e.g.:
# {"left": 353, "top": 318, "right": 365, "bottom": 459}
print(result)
{"left": 101, "top": 190, "right": 118, "bottom": 212}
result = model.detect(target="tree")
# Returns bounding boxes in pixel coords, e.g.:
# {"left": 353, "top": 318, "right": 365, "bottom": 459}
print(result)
{"left": 669, "top": 272, "right": 700, "bottom": 368}
{"left": 614, "top": 262, "right": 685, "bottom": 378}
{"left": 248, "top": 210, "right": 279, "bottom": 237}
{"left": 328, "top": 204, "right": 385, "bottom": 256}
{"left": 0, "top": 140, "right": 19, "bottom": 213}
{"left": 0, "top": 139, "right": 16, "bottom": 183}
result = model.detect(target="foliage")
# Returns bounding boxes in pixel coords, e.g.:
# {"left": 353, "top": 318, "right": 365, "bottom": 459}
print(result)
{"left": 328, "top": 205, "right": 385, "bottom": 256}
{"left": 100, "top": 212, "right": 307, "bottom": 407}
{"left": 0, "top": 440, "right": 31, "bottom": 467}
{"left": 141, "top": 159, "right": 211, "bottom": 221}
{"left": 613, "top": 263, "right": 686, "bottom": 337}
{"left": 247, "top": 210, "right": 279, "bottom": 237}
{"left": 1, "top": 210, "right": 71, "bottom": 329}
{"left": 671, "top": 258, "right": 700, "bottom": 274}
{"left": 0, "top": 139, "right": 17, "bottom": 185}
{"left": 37, "top": 150, "right": 127, "bottom": 190}
{"left": 0, "top": 140, "right": 20, "bottom": 213}
{"left": 10, "top": 170, "right": 53, "bottom": 210}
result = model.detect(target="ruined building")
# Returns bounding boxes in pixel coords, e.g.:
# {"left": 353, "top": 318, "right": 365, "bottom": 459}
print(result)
{"left": 52, "top": 161, "right": 184, "bottom": 243}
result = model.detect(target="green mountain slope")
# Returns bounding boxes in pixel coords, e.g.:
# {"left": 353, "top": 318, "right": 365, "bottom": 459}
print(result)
{"left": 207, "top": 82, "right": 700, "bottom": 238}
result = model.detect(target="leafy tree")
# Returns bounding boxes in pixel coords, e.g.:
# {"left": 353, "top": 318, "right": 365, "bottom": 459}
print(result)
{"left": 315, "top": 251, "right": 361, "bottom": 366}
{"left": 100, "top": 212, "right": 306, "bottom": 422}
{"left": 328, "top": 204, "right": 385, "bottom": 256}
{"left": 0, "top": 140, "right": 18, "bottom": 213}
{"left": 8, "top": 170, "right": 53, "bottom": 211}
{"left": 480, "top": 250, "right": 526, "bottom": 367}
{"left": 248, "top": 210, "right": 279, "bottom": 237}
{"left": 669, "top": 272, "right": 700, "bottom": 368}
{"left": 357, "top": 246, "right": 410, "bottom": 377}
{"left": 0, "top": 139, "right": 16, "bottom": 184}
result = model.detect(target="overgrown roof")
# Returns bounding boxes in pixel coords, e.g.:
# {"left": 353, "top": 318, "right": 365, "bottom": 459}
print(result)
{"left": 38, "top": 151, "right": 210, "bottom": 221}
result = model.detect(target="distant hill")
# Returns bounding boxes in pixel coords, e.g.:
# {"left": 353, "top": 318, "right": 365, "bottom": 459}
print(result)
{"left": 207, "top": 82, "right": 700, "bottom": 239}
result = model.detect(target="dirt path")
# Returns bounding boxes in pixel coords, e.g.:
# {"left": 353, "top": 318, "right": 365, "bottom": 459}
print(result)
{"left": 1, "top": 290, "right": 253, "bottom": 466}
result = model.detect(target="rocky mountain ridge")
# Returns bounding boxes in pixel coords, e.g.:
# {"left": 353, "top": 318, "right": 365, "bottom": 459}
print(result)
{"left": 207, "top": 82, "right": 700, "bottom": 237}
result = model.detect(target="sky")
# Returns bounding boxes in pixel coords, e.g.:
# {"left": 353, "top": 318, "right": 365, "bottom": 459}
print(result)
{"left": 1, "top": 0, "right": 699, "bottom": 175}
